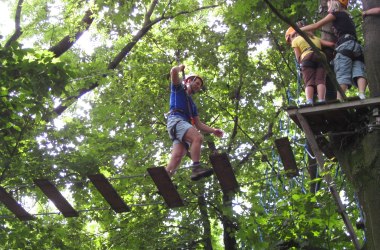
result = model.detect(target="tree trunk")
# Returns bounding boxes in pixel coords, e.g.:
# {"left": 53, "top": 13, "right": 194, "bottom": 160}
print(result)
{"left": 362, "top": 0, "right": 380, "bottom": 97}
{"left": 222, "top": 193, "right": 237, "bottom": 250}
{"left": 323, "top": 0, "right": 380, "bottom": 249}
{"left": 320, "top": 0, "right": 338, "bottom": 101}
{"left": 198, "top": 194, "right": 213, "bottom": 249}
{"left": 331, "top": 130, "right": 380, "bottom": 250}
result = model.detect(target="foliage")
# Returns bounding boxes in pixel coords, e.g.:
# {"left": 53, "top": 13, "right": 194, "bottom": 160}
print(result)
{"left": 0, "top": 0, "right": 369, "bottom": 249}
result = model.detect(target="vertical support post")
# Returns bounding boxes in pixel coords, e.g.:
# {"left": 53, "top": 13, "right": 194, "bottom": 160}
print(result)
{"left": 295, "top": 111, "right": 360, "bottom": 250}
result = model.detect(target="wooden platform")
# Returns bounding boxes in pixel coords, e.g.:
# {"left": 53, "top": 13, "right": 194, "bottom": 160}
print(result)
{"left": 287, "top": 97, "right": 380, "bottom": 160}
{"left": 274, "top": 137, "right": 299, "bottom": 178}
{"left": 34, "top": 179, "right": 79, "bottom": 217}
{"left": 147, "top": 167, "right": 184, "bottom": 208}
{"left": 0, "top": 187, "right": 34, "bottom": 221}
{"left": 286, "top": 97, "right": 380, "bottom": 135}
{"left": 88, "top": 174, "right": 130, "bottom": 213}
{"left": 209, "top": 153, "right": 239, "bottom": 194}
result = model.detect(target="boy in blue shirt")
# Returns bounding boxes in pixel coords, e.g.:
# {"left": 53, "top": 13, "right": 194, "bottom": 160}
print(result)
{"left": 166, "top": 64, "right": 224, "bottom": 181}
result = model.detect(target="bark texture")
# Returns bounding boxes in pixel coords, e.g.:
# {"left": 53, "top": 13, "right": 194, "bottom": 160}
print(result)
{"left": 331, "top": 130, "right": 380, "bottom": 250}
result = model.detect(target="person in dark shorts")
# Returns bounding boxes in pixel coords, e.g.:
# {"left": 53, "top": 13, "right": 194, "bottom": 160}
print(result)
{"left": 299, "top": 0, "right": 367, "bottom": 100}
{"left": 285, "top": 27, "right": 334, "bottom": 104}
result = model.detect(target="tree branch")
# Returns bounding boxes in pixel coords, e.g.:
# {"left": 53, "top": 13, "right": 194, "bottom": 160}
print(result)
{"left": 55, "top": 4, "right": 219, "bottom": 116}
{"left": 4, "top": 0, "right": 24, "bottom": 48}
{"left": 108, "top": 4, "right": 218, "bottom": 69}
{"left": 49, "top": 9, "right": 94, "bottom": 57}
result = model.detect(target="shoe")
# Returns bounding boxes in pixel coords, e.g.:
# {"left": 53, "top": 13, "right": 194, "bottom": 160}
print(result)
{"left": 190, "top": 164, "right": 213, "bottom": 181}
{"left": 358, "top": 93, "right": 366, "bottom": 100}
{"left": 306, "top": 99, "right": 313, "bottom": 105}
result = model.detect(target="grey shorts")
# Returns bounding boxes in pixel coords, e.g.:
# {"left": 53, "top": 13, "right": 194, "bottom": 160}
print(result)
{"left": 167, "top": 116, "right": 193, "bottom": 147}
{"left": 334, "top": 40, "right": 366, "bottom": 86}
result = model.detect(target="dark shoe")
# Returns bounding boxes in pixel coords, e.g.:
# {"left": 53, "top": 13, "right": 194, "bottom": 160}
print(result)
{"left": 190, "top": 164, "right": 213, "bottom": 181}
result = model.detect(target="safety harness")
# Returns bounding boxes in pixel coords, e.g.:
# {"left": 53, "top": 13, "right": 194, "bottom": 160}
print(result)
{"left": 299, "top": 47, "right": 323, "bottom": 68}
{"left": 335, "top": 34, "right": 364, "bottom": 62}
{"left": 167, "top": 80, "right": 196, "bottom": 145}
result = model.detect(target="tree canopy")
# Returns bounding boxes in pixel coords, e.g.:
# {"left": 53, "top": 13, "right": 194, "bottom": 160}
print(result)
{"left": 0, "top": 0, "right": 377, "bottom": 249}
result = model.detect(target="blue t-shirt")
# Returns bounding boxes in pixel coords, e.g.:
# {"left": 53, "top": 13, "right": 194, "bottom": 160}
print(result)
{"left": 169, "top": 83, "right": 198, "bottom": 122}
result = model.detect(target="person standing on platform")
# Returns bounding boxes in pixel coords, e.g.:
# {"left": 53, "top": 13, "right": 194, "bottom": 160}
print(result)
{"left": 298, "top": 0, "right": 367, "bottom": 100}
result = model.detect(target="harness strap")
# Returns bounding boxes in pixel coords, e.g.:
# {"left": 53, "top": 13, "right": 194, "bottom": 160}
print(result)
{"left": 336, "top": 49, "right": 364, "bottom": 62}
{"left": 300, "top": 60, "right": 320, "bottom": 68}
{"left": 170, "top": 120, "right": 181, "bottom": 141}
{"left": 169, "top": 120, "right": 190, "bottom": 150}
{"left": 336, "top": 34, "right": 356, "bottom": 47}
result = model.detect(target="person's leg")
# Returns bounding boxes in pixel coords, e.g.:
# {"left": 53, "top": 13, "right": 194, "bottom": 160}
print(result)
{"left": 305, "top": 86, "right": 314, "bottom": 104}
{"left": 301, "top": 54, "right": 315, "bottom": 104}
{"left": 315, "top": 65, "right": 326, "bottom": 101}
{"left": 357, "top": 77, "right": 367, "bottom": 99}
{"left": 166, "top": 143, "right": 187, "bottom": 176}
{"left": 337, "top": 84, "right": 348, "bottom": 100}
{"left": 182, "top": 127, "right": 213, "bottom": 181}
{"left": 334, "top": 44, "right": 353, "bottom": 100}
{"left": 182, "top": 127, "right": 203, "bottom": 163}
{"left": 317, "top": 84, "right": 326, "bottom": 101}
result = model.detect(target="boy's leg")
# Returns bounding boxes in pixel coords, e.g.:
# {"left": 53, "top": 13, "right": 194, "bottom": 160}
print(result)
{"left": 182, "top": 127, "right": 203, "bottom": 163}
{"left": 182, "top": 127, "right": 213, "bottom": 181}
{"left": 337, "top": 84, "right": 348, "bottom": 100}
{"left": 166, "top": 143, "right": 187, "bottom": 176}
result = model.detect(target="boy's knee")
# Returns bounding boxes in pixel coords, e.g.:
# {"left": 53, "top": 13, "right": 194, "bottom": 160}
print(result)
{"left": 194, "top": 133, "right": 203, "bottom": 143}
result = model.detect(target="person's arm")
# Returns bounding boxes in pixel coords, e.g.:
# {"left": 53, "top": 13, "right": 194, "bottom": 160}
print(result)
{"left": 320, "top": 39, "right": 335, "bottom": 48}
{"left": 363, "top": 7, "right": 380, "bottom": 17}
{"left": 300, "top": 14, "right": 336, "bottom": 32}
{"left": 170, "top": 65, "right": 185, "bottom": 86}
{"left": 193, "top": 116, "right": 224, "bottom": 138}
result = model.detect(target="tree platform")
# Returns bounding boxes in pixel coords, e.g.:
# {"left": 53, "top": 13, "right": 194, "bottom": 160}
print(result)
{"left": 286, "top": 97, "right": 380, "bottom": 134}
{"left": 286, "top": 97, "right": 380, "bottom": 160}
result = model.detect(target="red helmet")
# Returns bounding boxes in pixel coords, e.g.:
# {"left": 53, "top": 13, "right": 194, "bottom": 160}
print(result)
{"left": 185, "top": 74, "right": 204, "bottom": 86}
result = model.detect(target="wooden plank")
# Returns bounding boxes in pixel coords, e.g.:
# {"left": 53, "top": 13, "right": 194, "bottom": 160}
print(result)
{"left": 330, "top": 186, "right": 361, "bottom": 250}
{"left": 0, "top": 187, "right": 34, "bottom": 221}
{"left": 147, "top": 167, "right": 184, "bottom": 208}
{"left": 295, "top": 112, "right": 326, "bottom": 172}
{"left": 209, "top": 153, "right": 239, "bottom": 194}
{"left": 34, "top": 179, "right": 79, "bottom": 217}
{"left": 294, "top": 112, "right": 360, "bottom": 249}
{"left": 286, "top": 97, "right": 380, "bottom": 133}
{"left": 274, "top": 137, "right": 299, "bottom": 178}
{"left": 88, "top": 174, "right": 130, "bottom": 213}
